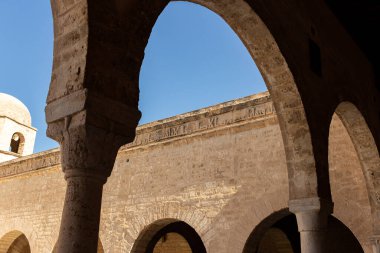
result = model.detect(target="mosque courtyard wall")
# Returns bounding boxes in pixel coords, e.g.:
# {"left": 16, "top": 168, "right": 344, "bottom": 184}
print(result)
{"left": 0, "top": 93, "right": 372, "bottom": 252}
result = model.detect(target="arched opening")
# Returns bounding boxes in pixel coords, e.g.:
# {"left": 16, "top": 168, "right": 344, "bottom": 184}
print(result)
{"left": 48, "top": 0, "right": 318, "bottom": 200}
{"left": 0, "top": 230, "right": 31, "bottom": 253}
{"left": 243, "top": 210, "right": 300, "bottom": 253}
{"left": 134, "top": 0, "right": 317, "bottom": 200}
{"left": 328, "top": 101, "right": 380, "bottom": 251}
{"left": 139, "top": 1, "right": 266, "bottom": 124}
{"left": 52, "top": 238, "right": 104, "bottom": 253}
{"left": 131, "top": 219, "right": 206, "bottom": 253}
{"left": 9, "top": 132, "right": 25, "bottom": 154}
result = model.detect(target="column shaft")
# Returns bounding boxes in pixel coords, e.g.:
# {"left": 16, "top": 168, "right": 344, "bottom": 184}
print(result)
{"left": 299, "top": 230, "right": 327, "bottom": 253}
{"left": 55, "top": 175, "right": 104, "bottom": 253}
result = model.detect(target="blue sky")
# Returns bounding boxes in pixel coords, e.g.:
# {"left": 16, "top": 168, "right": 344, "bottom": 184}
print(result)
{"left": 0, "top": 1, "right": 266, "bottom": 153}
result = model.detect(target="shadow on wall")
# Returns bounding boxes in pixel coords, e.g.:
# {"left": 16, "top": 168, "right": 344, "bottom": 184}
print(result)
{"left": 326, "top": 216, "right": 364, "bottom": 253}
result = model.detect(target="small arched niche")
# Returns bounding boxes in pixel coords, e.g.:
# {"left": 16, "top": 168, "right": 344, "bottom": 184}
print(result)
{"left": 9, "top": 132, "right": 25, "bottom": 154}
{"left": 0, "top": 230, "right": 31, "bottom": 253}
{"left": 131, "top": 219, "right": 206, "bottom": 253}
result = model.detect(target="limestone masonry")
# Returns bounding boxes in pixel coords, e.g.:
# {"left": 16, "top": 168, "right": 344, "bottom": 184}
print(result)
{"left": 0, "top": 92, "right": 372, "bottom": 252}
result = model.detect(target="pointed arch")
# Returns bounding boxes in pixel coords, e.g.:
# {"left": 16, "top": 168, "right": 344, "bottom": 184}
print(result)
{"left": 48, "top": 0, "right": 320, "bottom": 202}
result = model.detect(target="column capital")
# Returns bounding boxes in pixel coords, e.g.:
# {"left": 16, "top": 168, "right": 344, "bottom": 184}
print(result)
{"left": 45, "top": 89, "right": 141, "bottom": 179}
{"left": 289, "top": 197, "right": 333, "bottom": 231}
{"left": 45, "top": 89, "right": 141, "bottom": 138}
{"left": 289, "top": 197, "right": 334, "bottom": 213}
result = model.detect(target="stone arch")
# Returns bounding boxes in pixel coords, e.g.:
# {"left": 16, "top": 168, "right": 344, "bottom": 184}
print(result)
{"left": 48, "top": 0, "right": 320, "bottom": 201}
{"left": 0, "top": 230, "right": 31, "bottom": 253}
{"left": 333, "top": 102, "right": 380, "bottom": 234}
{"left": 328, "top": 109, "right": 373, "bottom": 251}
{"left": 131, "top": 218, "right": 206, "bottom": 253}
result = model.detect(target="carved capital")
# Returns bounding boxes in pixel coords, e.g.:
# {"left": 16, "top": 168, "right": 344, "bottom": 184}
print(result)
{"left": 289, "top": 197, "right": 333, "bottom": 231}
{"left": 45, "top": 89, "right": 141, "bottom": 179}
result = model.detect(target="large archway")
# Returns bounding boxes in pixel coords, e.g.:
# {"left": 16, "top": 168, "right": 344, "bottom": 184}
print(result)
{"left": 46, "top": 0, "right": 337, "bottom": 251}
{"left": 47, "top": 0, "right": 320, "bottom": 201}
{"left": 0, "top": 230, "right": 31, "bottom": 253}
{"left": 131, "top": 219, "right": 206, "bottom": 253}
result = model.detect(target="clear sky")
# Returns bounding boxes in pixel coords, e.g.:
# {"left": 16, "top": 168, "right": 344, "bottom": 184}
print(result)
{"left": 0, "top": 1, "right": 266, "bottom": 153}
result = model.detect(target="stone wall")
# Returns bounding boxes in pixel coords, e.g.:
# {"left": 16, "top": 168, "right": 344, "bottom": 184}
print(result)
{"left": 0, "top": 93, "right": 372, "bottom": 253}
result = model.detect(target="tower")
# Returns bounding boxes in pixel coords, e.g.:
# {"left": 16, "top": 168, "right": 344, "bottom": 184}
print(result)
{"left": 0, "top": 93, "right": 36, "bottom": 162}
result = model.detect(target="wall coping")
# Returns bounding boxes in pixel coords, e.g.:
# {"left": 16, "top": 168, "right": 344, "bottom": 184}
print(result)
{"left": 0, "top": 92, "right": 275, "bottom": 178}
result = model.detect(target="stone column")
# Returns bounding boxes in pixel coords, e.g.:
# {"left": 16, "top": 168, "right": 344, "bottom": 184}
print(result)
{"left": 57, "top": 173, "right": 105, "bottom": 252}
{"left": 289, "top": 198, "right": 333, "bottom": 253}
{"left": 46, "top": 90, "right": 141, "bottom": 253}
{"left": 370, "top": 235, "right": 380, "bottom": 253}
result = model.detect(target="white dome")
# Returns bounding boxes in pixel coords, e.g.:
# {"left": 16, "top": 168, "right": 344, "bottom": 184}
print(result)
{"left": 0, "top": 93, "right": 32, "bottom": 126}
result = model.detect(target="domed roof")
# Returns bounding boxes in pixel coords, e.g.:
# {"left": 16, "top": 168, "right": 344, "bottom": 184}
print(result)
{"left": 0, "top": 93, "right": 32, "bottom": 126}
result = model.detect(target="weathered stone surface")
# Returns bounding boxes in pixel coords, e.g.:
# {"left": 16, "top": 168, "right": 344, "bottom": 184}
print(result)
{"left": 0, "top": 93, "right": 373, "bottom": 252}
{"left": 43, "top": 0, "right": 380, "bottom": 251}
